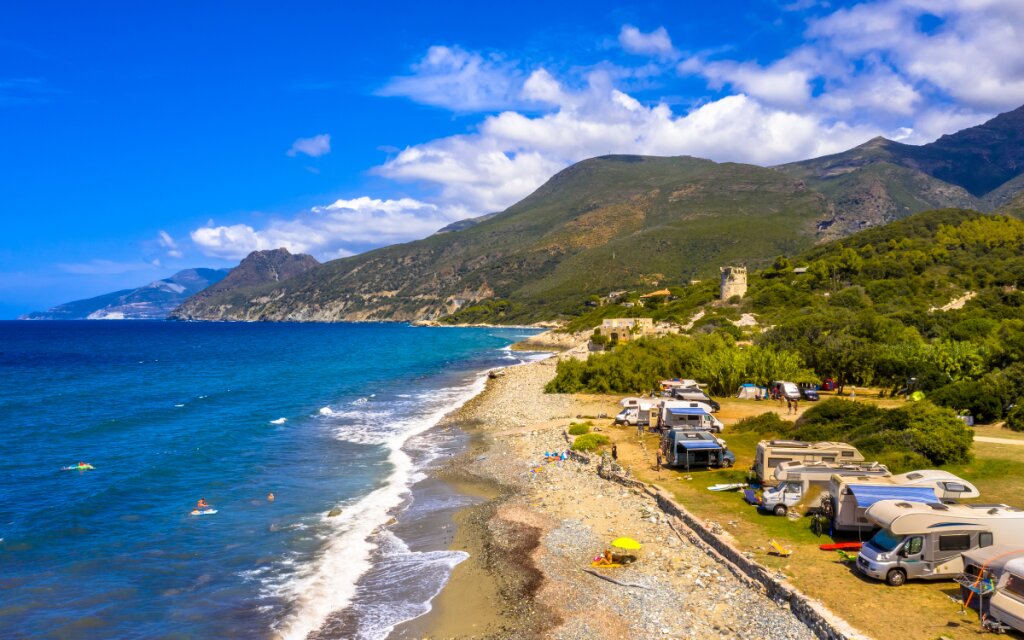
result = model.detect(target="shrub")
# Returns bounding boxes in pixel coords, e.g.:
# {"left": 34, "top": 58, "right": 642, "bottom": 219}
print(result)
{"left": 567, "top": 422, "right": 592, "bottom": 435}
{"left": 733, "top": 412, "right": 795, "bottom": 435}
{"left": 793, "top": 399, "right": 973, "bottom": 470}
{"left": 929, "top": 381, "right": 1004, "bottom": 423}
{"left": 1007, "top": 405, "right": 1024, "bottom": 432}
{"left": 571, "top": 433, "right": 610, "bottom": 451}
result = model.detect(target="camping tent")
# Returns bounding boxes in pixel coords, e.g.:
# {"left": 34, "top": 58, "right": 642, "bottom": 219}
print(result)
{"left": 736, "top": 384, "right": 764, "bottom": 399}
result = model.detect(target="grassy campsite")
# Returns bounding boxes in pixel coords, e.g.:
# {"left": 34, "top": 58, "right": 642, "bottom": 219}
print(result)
{"left": 576, "top": 391, "right": 1024, "bottom": 640}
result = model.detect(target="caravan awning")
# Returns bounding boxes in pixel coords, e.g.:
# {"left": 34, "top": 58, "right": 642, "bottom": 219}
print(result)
{"left": 849, "top": 485, "right": 938, "bottom": 508}
{"left": 668, "top": 407, "right": 709, "bottom": 416}
{"left": 680, "top": 440, "right": 721, "bottom": 450}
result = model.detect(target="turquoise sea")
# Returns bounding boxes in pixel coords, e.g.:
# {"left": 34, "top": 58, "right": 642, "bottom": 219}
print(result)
{"left": 0, "top": 321, "right": 537, "bottom": 639}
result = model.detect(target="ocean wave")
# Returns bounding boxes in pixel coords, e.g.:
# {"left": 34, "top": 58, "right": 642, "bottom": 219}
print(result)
{"left": 268, "top": 372, "right": 489, "bottom": 640}
{"left": 269, "top": 417, "right": 287, "bottom": 425}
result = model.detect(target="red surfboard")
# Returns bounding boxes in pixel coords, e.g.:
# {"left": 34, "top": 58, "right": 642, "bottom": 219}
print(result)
{"left": 819, "top": 542, "right": 862, "bottom": 551}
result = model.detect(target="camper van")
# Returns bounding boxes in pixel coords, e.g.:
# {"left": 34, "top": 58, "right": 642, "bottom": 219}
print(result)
{"left": 856, "top": 501, "right": 1024, "bottom": 586}
{"left": 988, "top": 557, "right": 1024, "bottom": 634}
{"left": 671, "top": 387, "right": 721, "bottom": 412}
{"left": 759, "top": 461, "right": 890, "bottom": 516}
{"left": 770, "top": 380, "right": 801, "bottom": 400}
{"left": 825, "top": 471, "right": 981, "bottom": 534}
{"left": 955, "top": 545, "right": 1024, "bottom": 614}
{"left": 661, "top": 430, "right": 735, "bottom": 470}
{"left": 752, "top": 440, "right": 864, "bottom": 484}
{"left": 614, "top": 398, "right": 655, "bottom": 426}
{"left": 659, "top": 379, "right": 701, "bottom": 396}
{"left": 655, "top": 402, "right": 723, "bottom": 432}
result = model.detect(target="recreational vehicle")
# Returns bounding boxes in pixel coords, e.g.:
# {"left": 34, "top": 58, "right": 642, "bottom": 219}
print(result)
{"left": 671, "top": 387, "right": 721, "bottom": 412}
{"left": 825, "top": 471, "right": 981, "bottom": 534}
{"left": 988, "top": 557, "right": 1024, "bottom": 634}
{"left": 955, "top": 545, "right": 1024, "bottom": 614}
{"left": 856, "top": 501, "right": 1024, "bottom": 586}
{"left": 759, "top": 461, "right": 890, "bottom": 516}
{"left": 655, "top": 402, "right": 723, "bottom": 432}
{"left": 660, "top": 430, "right": 735, "bottom": 470}
{"left": 752, "top": 440, "right": 864, "bottom": 484}
{"left": 614, "top": 398, "right": 655, "bottom": 426}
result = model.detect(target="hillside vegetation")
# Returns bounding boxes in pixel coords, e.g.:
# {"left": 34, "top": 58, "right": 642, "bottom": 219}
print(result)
{"left": 549, "top": 209, "right": 1024, "bottom": 427}
{"left": 173, "top": 105, "right": 1024, "bottom": 323}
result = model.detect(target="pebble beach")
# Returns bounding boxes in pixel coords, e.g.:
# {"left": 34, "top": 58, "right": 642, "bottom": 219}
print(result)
{"left": 392, "top": 336, "right": 819, "bottom": 640}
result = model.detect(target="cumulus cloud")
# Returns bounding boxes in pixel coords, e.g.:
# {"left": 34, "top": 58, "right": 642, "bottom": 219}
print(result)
{"left": 618, "top": 25, "right": 675, "bottom": 58}
{"left": 287, "top": 134, "right": 331, "bottom": 158}
{"left": 192, "top": 3, "right": 1024, "bottom": 263}
{"left": 377, "top": 69, "right": 880, "bottom": 215}
{"left": 377, "top": 45, "right": 525, "bottom": 111}
{"left": 190, "top": 197, "right": 464, "bottom": 260}
{"left": 157, "top": 230, "right": 183, "bottom": 258}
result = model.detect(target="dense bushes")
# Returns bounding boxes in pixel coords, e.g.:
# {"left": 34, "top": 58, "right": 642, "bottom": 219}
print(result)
{"left": 545, "top": 334, "right": 815, "bottom": 396}
{"left": 737, "top": 400, "right": 973, "bottom": 471}
{"left": 571, "top": 433, "right": 610, "bottom": 451}
{"left": 792, "top": 399, "right": 973, "bottom": 469}
{"left": 567, "top": 422, "right": 592, "bottom": 435}
{"left": 1008, "top": 405, "right": 1024, "bottom": 432}
{"left": 733, "top": 412, "right": 794, "bottom": 435}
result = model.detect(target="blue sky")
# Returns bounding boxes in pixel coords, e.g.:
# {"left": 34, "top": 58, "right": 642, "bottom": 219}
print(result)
{"left": 2, "top": 0, "right": 1023, "bottom": 317}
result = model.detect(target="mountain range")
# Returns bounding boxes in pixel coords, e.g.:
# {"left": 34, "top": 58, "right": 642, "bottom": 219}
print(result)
{"left": 170, "top": 104, "right": 1024, "bottom": 324}
{"left": 20, "top": 268, "right": 230, "bottom": 320}
{"left": 73, "top": 105, "right": 1024, "bottom": 324}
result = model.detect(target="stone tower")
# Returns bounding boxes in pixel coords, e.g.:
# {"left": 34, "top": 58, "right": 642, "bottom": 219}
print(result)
{"left": 720, "top": 266, "right": 747, "bottom": 300}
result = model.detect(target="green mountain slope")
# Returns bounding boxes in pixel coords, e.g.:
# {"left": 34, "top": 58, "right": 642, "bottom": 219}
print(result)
{"left": 172, "top": 156, "right": 831, "bottom": 322}
{"left": 777, "top": 105, "right": 1024, "bottom": 236}
{"left": 175, "top": 105, "right": 1024, "bottom": 324}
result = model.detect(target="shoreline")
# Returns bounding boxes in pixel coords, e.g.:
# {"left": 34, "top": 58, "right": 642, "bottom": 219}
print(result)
{"left": 387, "top": 335, "right": 829, "bottom": 640}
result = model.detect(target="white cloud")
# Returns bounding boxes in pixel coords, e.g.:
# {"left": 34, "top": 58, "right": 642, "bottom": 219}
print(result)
{"left": 377, "top": 69, "right": 881, "bottom": 215}
{"left": 618, "top": 25, "right": 675, "bottom": 58}
{"left": 806, "top": 0, "right": 1024, "bottom": 111}
{"left": 377, "top": 45, "right": 524, "bottom": 111}
{"left": 190, "top": 197, "right": 464, "bottom": 260}
{"left": 157, "top": 230, "right": 183, "bottom": 258}
{"left": 287, "top": 134, "right": 331, "bottom": 158}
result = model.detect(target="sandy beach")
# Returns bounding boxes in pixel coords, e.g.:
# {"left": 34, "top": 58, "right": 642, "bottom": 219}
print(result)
{"left": 391, "top": 336, "right": 824, "bottom": 640}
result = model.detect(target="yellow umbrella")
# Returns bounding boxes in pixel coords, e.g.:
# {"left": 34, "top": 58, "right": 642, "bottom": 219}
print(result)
{"left": 611, "top": 537, "right": 642, "bottom": 550}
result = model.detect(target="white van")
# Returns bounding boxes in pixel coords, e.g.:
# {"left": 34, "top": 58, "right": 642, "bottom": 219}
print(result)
{"left": 857, "top": 501, "right": 1024, "bottom": 586}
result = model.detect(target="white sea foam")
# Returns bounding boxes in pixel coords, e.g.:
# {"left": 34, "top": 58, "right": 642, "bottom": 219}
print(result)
{"left": 269, "top": 373, "right": 489, "bottom": 640}
{"left": 269, "top": 417, "right": 287, "bottom": 425}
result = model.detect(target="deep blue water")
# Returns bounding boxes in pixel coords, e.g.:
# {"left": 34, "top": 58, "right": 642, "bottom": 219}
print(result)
{"left": 0, "top": 321, "right": 536, "bottom": 640}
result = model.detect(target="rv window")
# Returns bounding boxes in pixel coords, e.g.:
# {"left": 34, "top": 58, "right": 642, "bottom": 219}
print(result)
{"left": 841, "top": 451, "right": 855, "bottom": 457}
{"left": 980, "top": 532, "right": 993, "bottom": 548}
{"left": 905, "top": 537, "right": 923, "bottom": 555}
{"left": 906, "top": 472, "right": 923, "bottom": 480}
{"left": 1005, "top": 574, "right": 1024, "bottom": 604}
{"left": 767, "top": 458, "right": 788, "bottom": 469}
{"left": 938, "top": 534, "right": 971, "bottom": 552}
{"left": 943, "top": 482, "right": 968, "bottom": 493}
{"left": 821, "top": 457, "right": 835, "bottom": 463}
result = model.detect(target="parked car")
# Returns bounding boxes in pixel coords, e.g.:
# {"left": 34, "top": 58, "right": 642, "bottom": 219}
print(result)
{"left": 801, "top": 388, "right": 820, "bottom": 401}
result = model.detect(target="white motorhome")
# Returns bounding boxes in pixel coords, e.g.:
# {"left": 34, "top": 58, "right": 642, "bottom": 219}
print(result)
{"left": 614, "top": 398, "right": 656, "bottom": 426}
{"left": 857, "top": 501, "right": 1024, "bottom": 586}
{"left": 752, "top": 440, "right": 864, "bottom": 484}
{"left": 825, "top": 471, "right": 981, "bottom": 534}
{"left": 655, "top": 401, "right": 724, "bottom": 432}
{"left": 760, "top": 461, "right": 890, "bottom": 516}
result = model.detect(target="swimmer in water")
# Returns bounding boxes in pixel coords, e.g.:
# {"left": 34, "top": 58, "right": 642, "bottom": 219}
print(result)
{"left": 197, "top": 498, "right": 209, "bottom": 509}
{"left": 267, "top": 492, "right": 275, "bottom": 502}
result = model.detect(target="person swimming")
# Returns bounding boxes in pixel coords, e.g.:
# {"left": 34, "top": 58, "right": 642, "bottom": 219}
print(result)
{"left": 267, "top": 492, "right": 275, "bottom": 502}
{"left": 197, "top": 498, "right": 209, "bottom": 509}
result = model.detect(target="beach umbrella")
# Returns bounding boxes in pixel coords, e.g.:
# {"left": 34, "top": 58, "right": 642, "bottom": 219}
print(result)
{"left": 611, "top": 537, "right": 642, "bottom": 550}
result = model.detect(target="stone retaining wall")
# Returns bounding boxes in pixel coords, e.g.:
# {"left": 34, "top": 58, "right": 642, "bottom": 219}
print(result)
{"left": 602, "top": 469, "right": 868, "bottom": 640}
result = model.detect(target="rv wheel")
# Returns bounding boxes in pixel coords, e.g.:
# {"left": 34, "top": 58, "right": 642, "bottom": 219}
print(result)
{"left": 885, "top": 569, "right": 906, "bottom": 587}
{"left": 773, "top": 504, "right": 787, "bottom": 516}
